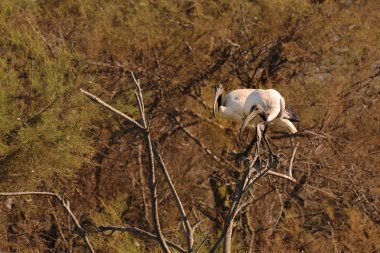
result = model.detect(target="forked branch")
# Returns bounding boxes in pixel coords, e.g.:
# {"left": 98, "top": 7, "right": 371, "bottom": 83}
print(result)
{"left": 81, "top": 76, "right": 171, "bottom": 253}
{"left": 209, "top": 154, "right": 271, "bottom": 253}
{"left": 81, "top": 71, "right": 194, "bottom": 252}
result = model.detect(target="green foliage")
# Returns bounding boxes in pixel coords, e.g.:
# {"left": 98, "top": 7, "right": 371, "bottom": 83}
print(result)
{"left": 0, "top": 3, "right": 105, "bottom": 190}
{"left": 90, "top": 197, "right": 145, "bottom": 253}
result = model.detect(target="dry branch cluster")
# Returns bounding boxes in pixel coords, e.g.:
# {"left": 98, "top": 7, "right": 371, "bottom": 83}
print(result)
{"left": 1, "top": 1, "right": 379, "bottom": 252}
{"left": 80, "top": 73, "right": 299, "bottom": 253}
{"left": 1, "top": 72, "right": 298, "bottom": 253}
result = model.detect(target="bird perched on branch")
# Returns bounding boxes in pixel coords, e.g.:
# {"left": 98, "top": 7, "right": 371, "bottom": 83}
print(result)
{"left": 239, "top": 88, "right": 299, "bottom": 135}
{"left": 213, "top": 84, "right": 299, "bottom": 158}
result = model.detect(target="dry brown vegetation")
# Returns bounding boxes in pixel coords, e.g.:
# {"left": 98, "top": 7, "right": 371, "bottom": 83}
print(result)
{"left": 0, "top": 0, "right": 379, "bottom": 252}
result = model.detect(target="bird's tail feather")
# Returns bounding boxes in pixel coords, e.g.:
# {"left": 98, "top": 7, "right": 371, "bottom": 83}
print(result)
{"left": 278, "top": 119, "right": 297, "bottom": 133}
{"left": 285, "top": 104, "right": 300, "bottom": 122}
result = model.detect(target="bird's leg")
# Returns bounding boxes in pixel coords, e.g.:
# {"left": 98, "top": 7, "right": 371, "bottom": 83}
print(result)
{"left": 233, "top": 126, "right": 261, "bottom": 164}
{"left": 262, "top": 125, "right": 278, "bottom": 163}
{"left": 255, "top": 124, "right": 262, "bottom": 156}
{"left": 262, "top": 125, "right": 272, "bottom": 154}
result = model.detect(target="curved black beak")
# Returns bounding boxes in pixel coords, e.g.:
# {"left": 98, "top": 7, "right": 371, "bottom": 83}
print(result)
{"left": 239, "top": 110, "right": 259, "bottom": 141}
{"left": 213, "top": 84, "right": 224, "bottom": 116}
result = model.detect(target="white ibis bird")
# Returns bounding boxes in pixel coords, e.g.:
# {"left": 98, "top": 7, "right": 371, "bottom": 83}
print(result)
{"left": 239, "top": 88, "right": 299, "bottom": 136}
{"left": 213, "top": 84, "right": 254, "bottom": 123}
{"left": 213, "top": 84, "right": 299, "bottom": 157}
{"left": 239, "top": 88, "right": 299, "bottom": 156}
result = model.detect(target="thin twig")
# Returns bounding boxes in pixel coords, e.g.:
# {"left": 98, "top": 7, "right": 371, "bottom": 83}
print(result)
{"left": 248, "top": 231, "right": 255, "bottom": 253}
{"left": 25, "top": 16, "right": 56, "bottom": 57}
{"left": 152, "top": 144, "right": 194, "bottom": 252}
{"left": 97, "top": 225, "right": 186, "bottom": 253}
{"left": 80, "top": 89, "right": 145, "bottom": 131}
{"left": 130, "top": 73, "right": 171, "bottom": 253}
{"left": 268, "top": 170, "right": 297, "bottom": 183}
{"left": 188, "top": 93, "right": 211, "bottom": 111}
{"left": 271, "top": 185, "right": 284, "bottom": 229}
{"left": 223, "top": 221, "right": 234, "bottom": 253}
{"left": 328, "top": 221, "right": 339, "bottom": 253}
{"left": 209, "top": 155, "right": 271, "bottom": 253}
{"left": 81, "top": 75, "right": 172, "bottom": 253}
{"left": 174, "top": 116, "right": 224, "bottom": 165}
{"left": 48, "top": 198, "right": 71, "bottom": 252}
{"left": 138, "top": 145, "right": 150, "bottom": 227}
{"left": 0, "top": 192, "right": 95, "bottom": 253}
{"left": 195, "top": 233, "right": 210, "bottom": 253}
{"left": 289, "top": 142, "right": 299, "bottom": 178}
{"left": 182, "top": 109, "right": 228, "bottom": 130}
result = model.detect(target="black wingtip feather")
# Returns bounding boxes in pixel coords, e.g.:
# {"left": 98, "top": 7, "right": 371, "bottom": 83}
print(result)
{"left": 285, "top": 104, "right": 300, "bottom": 122}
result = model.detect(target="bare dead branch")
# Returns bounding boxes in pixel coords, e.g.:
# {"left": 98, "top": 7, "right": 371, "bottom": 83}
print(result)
{"left": 327, "top": 221, "right": 339, "bottom": 253}
{"left": 271, "top": 182, "right": 284, "bottom": 229}
{"left": 48, "top": 198, "right": 71, "bottom": 251}
{"left": 174, "top": 116, "right": 225, "bottom": 165}
{"left": 178, "top": 45, "right": 231, "bottom": 94}
{"left": 3, "top": 98, "right": 57, "bottom": 145}
{"left": 223, "top": 222, "right": 233, "bottom": 253}
{"left": 0, "top": 192, "right": 95, "bottom": 253}
{"left": 81, "top": 76, "right": 172, "bottom": 253}
{"left": 97, "top": 225, "right": 186, "bottom": 253}
{"left": 130, "top": 73, "right": 171, "bottom": 253}
{"left": 346, "top": 166, "right": 380, "bottom": 223}
{"left": 188, "top": 93, "right": 211, "bottom": 111}
{"left": 80, "top": 89, "right": 145, "bottom": 131}
{"left": 248, "top": 230, "right": 256, "bottom": 253}
{"left": 25, "top": 16, "right": 56, "bottom": 57}
{"left": 267, "top": 170, "right": 297, "bottom": 183}
{"left": 195, "top": 233, "right": 210, "bottom": 253}
{"left": 158, "top": 120, "right": 200, "bottom": 144}
{"left": 181, "top": 109, "right": 228, "bottom": 130}
{"left": 138, "top": 145, "right": 150, "bottom": 227}
{"left": 152, "top": 144, "right": 194, "bottom": 252}
{"left": 289, "top": 142, "right": 299, "bottom": 178}
{"left": 209, "top": 156, "right": 271, "bottom": 253}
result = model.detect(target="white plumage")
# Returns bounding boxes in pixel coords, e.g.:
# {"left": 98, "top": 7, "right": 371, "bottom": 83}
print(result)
{"left": 213, "top": 84, "right": 299, "bottom": 135}
{"left": 213, "top": 84, "right": 254, "bottom": 123}
{"left": 239, "top": 88, "right": 298, "bottom": 137}
{"left": 213, "top": 83, "right": 299, "bottom": 157}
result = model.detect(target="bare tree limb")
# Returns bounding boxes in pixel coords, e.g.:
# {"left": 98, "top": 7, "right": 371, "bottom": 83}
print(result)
{"left": 209, "top": 156, "right": 271, "bottom": 253}
{"left": 97, "top": 225, "right": 186, "bottom": 253}
{"left": 223, "top": 222, "right": 234, "bottom": 253}
{"left": 25, "top": 16, "right": 56, "bottom": 57}
{"left": 181, "top": 109, "right": 228, "bottom": 130}
{"left": 289, "top": 142, "right": 299, "bottom": 178}
{"left": 195, "top": 233, "right": 210, "bottom": 253}
{"left": 130, "top": 73, "right": 171, "bottom": 253}
{"left": 138, "top": 144, "right": 150, "bottom": 227}
{"left": 174, "top": 116, "right": 224, "bottom": 165}
{"left": 0, "top": 192, "right": 95, "bottom": 253}
{"left": 81, "top": 72, "right": 173, "bottom": 253}
{"left": 267, "top": 170, "right": 297, "bottom": 183}
{"left": 327, "top": 221, "right": 339, "bottom": 253}
{"left": 80, "top": 89, "right": 145, "bottom": 131}
{"left": 152, "top": 144, "right": 194, "bottom": 252}
{"left": 48, "top": 198, "right": 71, "bottom": 252}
